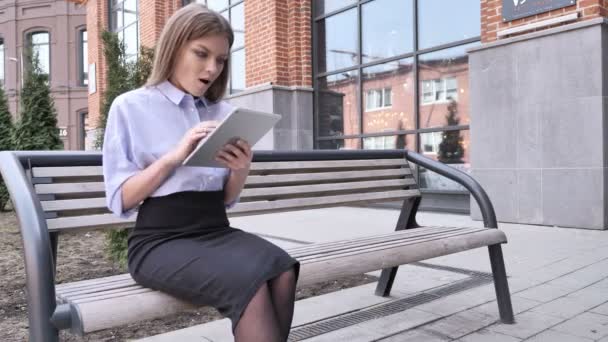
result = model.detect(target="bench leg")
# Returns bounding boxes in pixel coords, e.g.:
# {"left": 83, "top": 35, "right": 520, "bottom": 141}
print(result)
{"left": 375, "top": 266, "right": 399, "bottom": 297}
{"left": 488, "top": 244, "right": 515, "bottom": 324}
{"left": 29, "top": 311, "right": 60, "bottom": 342}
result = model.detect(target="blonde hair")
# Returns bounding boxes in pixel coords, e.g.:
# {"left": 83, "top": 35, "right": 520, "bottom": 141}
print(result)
{"left": 146, "top": 3, "right": 234, "bottom": 102}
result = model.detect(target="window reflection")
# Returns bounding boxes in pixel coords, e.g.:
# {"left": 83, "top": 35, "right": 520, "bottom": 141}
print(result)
{"left": 318, "top": 138, "right": 360, "bottom": 150}
{"left": 362, "top": 0, "right": 413, "bottom": 63}
{"left": 419, "top": 130, "right": 470, "bottom": 190}
{"left": 314, "top": 0, "right": 356, "bottom": 17}
{"left": 418, "top": 0, "right": 480, "bottom": 49}
{"left": 30, "top": 32, "right": 50, "bottom": 76}
{"left": 362, "top": 58, "right": 415, "bottom": 134}
{"left": 111, "top": 0, "right": 139, "bottom": 61}
{"left": 419, "top": 43, "right": 478, "bottom": 129}
{"left": 0, "top": 39, "right": 4, "bottom": 86}
{"left": 318, "top": 71, "right": 359, "bottom": 138}
{"left": 316, "top": 8, "right": 357, "bottom": 73}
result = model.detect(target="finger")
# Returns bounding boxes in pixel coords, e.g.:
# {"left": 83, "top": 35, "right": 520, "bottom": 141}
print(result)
{"left": 237, "top": 140, "right": 252, "bottom": 156}
{"left": 216, "top": 150, "right": 236, "bottom": 162}
{"left": 223, "top": 144, "right": 245, "bottom": 158}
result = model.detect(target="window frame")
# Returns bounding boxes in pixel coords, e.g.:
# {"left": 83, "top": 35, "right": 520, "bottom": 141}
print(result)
{"left": 25, "top": 30, "right": 51, "bottom": 80}
{"left": 78, "top": 28, "right": 88, "bottom": 86}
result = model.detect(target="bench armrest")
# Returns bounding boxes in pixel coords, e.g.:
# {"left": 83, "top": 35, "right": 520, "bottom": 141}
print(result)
{"left": 405, "top": 150, "right": 498, "bottom": 229}
{"left": 0, "top": 151, "right": 59, "bottom": 338}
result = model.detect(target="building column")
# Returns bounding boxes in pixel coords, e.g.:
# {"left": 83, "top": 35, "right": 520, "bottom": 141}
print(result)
{"left": 227, "top": 0, "right": 313, "bottom": 150}
{"left": 470, "top": 1, "right": 608, "bottom": 229}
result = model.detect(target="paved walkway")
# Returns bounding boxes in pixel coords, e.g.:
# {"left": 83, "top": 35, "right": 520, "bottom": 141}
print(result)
{"left": 135, "top": 207, "right": 608, "bottom": 342}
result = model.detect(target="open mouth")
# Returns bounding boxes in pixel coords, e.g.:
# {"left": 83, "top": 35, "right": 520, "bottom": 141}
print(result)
{"left": 199, "top": 78, "right": 210, "bottom": 85}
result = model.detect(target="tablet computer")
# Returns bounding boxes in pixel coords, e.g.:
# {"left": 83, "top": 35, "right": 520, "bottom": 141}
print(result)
{"left": 182, "top": 107, "right": 281, "bottom": 167}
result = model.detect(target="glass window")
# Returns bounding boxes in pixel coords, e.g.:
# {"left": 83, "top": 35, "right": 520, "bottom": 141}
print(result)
{"left": 419, "top": 130, "right": 470, "bottom": 190}
{"left": 318, "top": 70, "right": 359, "bottom": 138}
{"left": 28, "top": 32, "right": 50, "bottom": 77}
{"left": 313, "top": 0, "right": 479, "bottom": 195}
{"left": 231, "top": 2, "right": 244, "bottom": 49}
{"left": 111, "top": 0, "right": 139, "bottom": 61}
{"left": 418, "top": 0, "right": 480, "bottom": 49}
{"left": 205, "top": 0, "right": 228, "bottom": 11}
{"left": 363, "top": 133, "right": 415, "bottom": 150}
{"left": 314, "top": 0, "right": 357, "bottom": 17}
{"left": 362, "top": 0, "right": 413, "bottom": 63}
{"left": 231, "top": 48, "right": 245, "bottom": 93}
{"left": 0, "top": 39, "right": 4, "bottom": 86}
{"left": 80, "top": 30, "right": 88, "bottom": 86}
{"left": 318, "top": 138, "right": 360, "bottom": 150}
{"left": 316, "top": 8, "right": 357, "bottom": 73}
{"left": 362, "top": 58, "right": 414, "bottom": 134}
{"left": 419, "top": 43, "right": 477, "bottom": 129}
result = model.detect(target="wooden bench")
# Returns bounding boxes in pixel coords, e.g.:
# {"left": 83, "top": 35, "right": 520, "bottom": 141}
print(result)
{"left": 0, "top": 149, "right": 514, "bottom": 341}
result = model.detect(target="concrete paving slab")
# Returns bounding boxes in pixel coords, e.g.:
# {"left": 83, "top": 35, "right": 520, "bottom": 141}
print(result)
{"left": 457, "top": 329, "right": 522, "bottom": 342}
{"left": 524, "top": 329, "right": 594, "bottom": 341}
{"left": 487, "top": 311, "right": 565, "bottom": 339}
{"left": 421, "top": 309, "right": 496, "bottom": 339}
{"left": 591, "top": 302, "right": 608, "bottom": 316}
{"left": 381, "top": 329, "right": 449, "bottom": 341}
{"left": 550, "top": 312, "right": 608, "bottom": 340}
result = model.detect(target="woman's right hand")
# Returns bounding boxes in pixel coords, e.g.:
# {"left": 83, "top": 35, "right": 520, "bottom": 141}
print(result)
{"left": 163, "top": 121, "right": 219, "bottom": 167}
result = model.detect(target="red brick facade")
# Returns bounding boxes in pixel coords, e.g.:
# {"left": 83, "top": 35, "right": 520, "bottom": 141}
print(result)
{"left": 245, "top": 0, "right": 312, "bottom": 88}
{"left": 86, "top": 0, "right": 108, "bottom": 128}
{"left": 482, "top": 0, "right": 608, "bottom": 42}
{"left": 87, "top": 0, "right": 312, "bottom": 130}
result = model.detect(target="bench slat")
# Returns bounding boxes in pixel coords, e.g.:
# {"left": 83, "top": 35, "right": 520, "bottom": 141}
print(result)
{"left": 63, "top": 227, "right": 505, "bottom": 334}
{"left": 45, "top": 189, "right": 418, "bottom": 231}
{"left": 47, "top": 214, "right": 135, "bottom": 231}
{"left": 246, "top": 168, "right": 411, "bottom": 186}
{"left": 31, "top": 159, "right": 409, "bottom": 178}
{"left": 229, "top": 189, "right": 417, "bottom": 215}
{"left": 40, "top": 179, "right": 417, "bottom": 213}
{"left": 35, "top": 182, "right": 105, "bottom": 195}
{"left": 34, "top": 169, "right": 411, "bottom": 198}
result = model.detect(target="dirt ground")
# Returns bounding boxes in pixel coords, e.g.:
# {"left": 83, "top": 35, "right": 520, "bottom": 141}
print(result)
{"left": 0, "top": 211, "right": 377, "bottom": 341}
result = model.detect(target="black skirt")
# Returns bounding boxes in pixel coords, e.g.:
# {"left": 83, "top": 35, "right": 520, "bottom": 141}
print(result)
{"left": 128, "top": 190, "right": 300, "bottom": 331}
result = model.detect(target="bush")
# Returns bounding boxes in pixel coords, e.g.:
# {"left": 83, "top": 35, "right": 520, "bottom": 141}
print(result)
{"left": 0, "top": 86, "right": 14, "bottom": 211}
{"left": 98, "top": 31, "right": 154, "bottom": 268}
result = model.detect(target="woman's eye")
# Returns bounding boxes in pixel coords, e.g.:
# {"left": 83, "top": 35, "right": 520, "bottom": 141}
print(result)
{"left": 195, "top": 51, "right": 207, "bottom": 58}
{"left": 217, "top": 58, "right": 226, "bottom": 65}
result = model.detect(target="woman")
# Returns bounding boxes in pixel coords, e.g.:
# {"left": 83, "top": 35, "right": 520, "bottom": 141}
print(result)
{"left": 102, "top": 4, "right": 299, "bottom": 341}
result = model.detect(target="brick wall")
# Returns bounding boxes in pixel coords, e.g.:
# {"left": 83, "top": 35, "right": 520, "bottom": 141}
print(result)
{"left": 246, "top": 0, "right": 312, "bottom": 88}
{"left": 482, "top": 0, "right": 608, "bottom": 42}
{"left": 87, "top": 0, "right": 108, "bottom": 128}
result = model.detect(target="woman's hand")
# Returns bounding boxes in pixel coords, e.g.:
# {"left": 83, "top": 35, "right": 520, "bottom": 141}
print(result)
{"left": 215, "top": 139, "right": 252, "bottom": 172}
{"left": 164, "top": 121, "right": 219, "bottom": 167}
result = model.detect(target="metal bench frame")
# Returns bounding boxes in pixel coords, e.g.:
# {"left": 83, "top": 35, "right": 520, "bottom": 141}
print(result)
{"left": 0, "top": 149, "right": 514, "bottom": 342}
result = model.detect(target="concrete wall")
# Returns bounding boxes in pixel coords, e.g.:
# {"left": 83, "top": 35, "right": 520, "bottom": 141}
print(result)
{"left": 226, "top": 84, "right": 314, "bottom": 151}
{"left": 468, "top": 19, "right": 607, "bottom": 230}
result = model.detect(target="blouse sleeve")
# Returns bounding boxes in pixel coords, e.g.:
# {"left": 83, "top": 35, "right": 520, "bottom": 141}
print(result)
{"left": 102, "top": 97, "right": 141, "bottom": 218}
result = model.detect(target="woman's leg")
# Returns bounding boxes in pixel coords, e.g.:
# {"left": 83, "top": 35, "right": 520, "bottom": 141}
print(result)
{"left": 268, "top": 268, "right": 298, "bottom": 341}
{"left": 235, "top": 282, "right": 282, "bottom": 342}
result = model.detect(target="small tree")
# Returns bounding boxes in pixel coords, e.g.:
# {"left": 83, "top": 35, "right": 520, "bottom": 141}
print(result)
{"left": 98, "top": 32, "right": 155, "bottom": 268}
{"left": 437, "top": 100, "right": 464, "bottom": 164}
{"left": 0, "top": 86, "right": 14, "bottom": 211}
{"left": 12, "top": 50, "right": 63, "bottom": 151}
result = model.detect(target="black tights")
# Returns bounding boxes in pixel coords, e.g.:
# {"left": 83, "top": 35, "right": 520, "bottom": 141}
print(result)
{"left": 234, "top": 268, "right": 297, "bottom": 342}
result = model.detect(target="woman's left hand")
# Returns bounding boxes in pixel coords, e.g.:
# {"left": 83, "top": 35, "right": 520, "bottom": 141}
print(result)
{"left": 215, "top": 139, "right": 252, "bottom": 172}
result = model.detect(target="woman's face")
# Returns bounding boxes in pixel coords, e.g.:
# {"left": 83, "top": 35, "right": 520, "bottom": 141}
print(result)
{"left": 170, "top": 34, "right": 230, "bottom": 97}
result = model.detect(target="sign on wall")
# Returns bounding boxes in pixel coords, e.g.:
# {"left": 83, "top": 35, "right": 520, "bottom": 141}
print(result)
{"left": 502, "top": 0, "right": 576, "bottom": 21}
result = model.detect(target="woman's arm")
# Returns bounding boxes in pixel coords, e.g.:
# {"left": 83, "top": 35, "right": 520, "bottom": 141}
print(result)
{"left": 120, "top": 121, "right": 219, "bottom": 212}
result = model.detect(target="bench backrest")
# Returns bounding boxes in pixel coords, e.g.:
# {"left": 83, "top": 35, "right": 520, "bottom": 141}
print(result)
{"left": 26, "top": 152, "right": 419, "bottom": 233}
